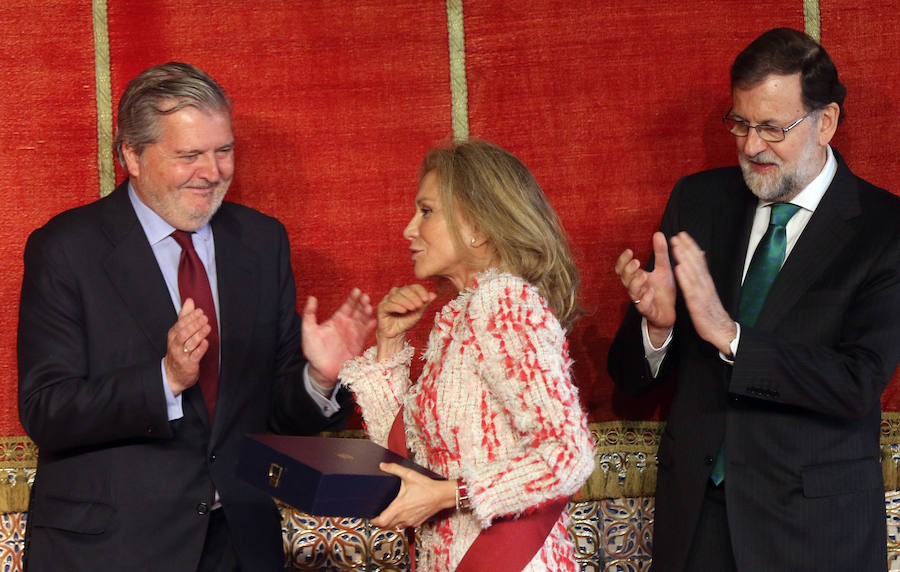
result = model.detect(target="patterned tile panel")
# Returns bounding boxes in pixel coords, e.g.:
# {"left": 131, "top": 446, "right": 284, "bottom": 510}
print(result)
{"left": 280, "top": 499, "right": 646, "bottom": 571}
{"left": 4, "top": 495, "right": 900, "bottom": 570}
{"left": 0, "top": 512, "right": 25, "bottom": 572}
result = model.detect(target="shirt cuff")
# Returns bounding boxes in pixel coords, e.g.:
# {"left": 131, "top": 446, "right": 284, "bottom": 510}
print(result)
{"left": 161, "top": 359, "right": 184, "bottom": 421}
{"left": 641, "top": 317, "right": 673, "bottom": 378}
{"left": 719, "top": 322, "right": 741, "bottom": 364}
{"left": 303, "top": 363, "right": 342, "bottom": 417}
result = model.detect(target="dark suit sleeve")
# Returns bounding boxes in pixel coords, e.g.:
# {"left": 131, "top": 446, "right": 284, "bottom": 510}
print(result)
{"left": 266, "top": 223, "right": 351, "bottom": 435}
{"left": 17, "top": 226, "right": 172, "bottom": 453}
{"left": 731, "top": 222, "right": 900, "bottom": 419}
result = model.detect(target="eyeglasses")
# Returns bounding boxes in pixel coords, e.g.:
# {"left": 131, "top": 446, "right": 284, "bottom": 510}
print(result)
{"left": 722, "top": 108, "right": 816, "bottom": 142}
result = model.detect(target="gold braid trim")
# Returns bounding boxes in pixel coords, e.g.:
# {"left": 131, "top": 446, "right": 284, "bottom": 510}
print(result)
{"left": 5, "top": 413, "right": 900, "bottom": 512}
{"left": 576, "top": 420, "right": 664, "bottom": 500}
{"left": 804, "top": 0, "right": 821, "bottom": 43}
{"left": 881, "top": 411, "right": 900, "bottom": 489}
{"left": 0, "top": 437, "right": 37, "bottom": 513}
{"left": 0, "top": 436, "right": 37, "bottom": 469}
{"left": 93, "top": 0, "right": 115, "bottom": 197}
{"left": 445, "top": 0, "right": 469, "bottom": 142}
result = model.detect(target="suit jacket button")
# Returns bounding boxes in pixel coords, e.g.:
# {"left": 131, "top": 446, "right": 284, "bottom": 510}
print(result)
{"left": 196, "top": 502, "right": 209, "bottom": 515}
{"left": 704, "top": 455, "right": 714, "bottom": 465}
{"left": 146, "top": 425, "right": 155, "bottom": 434}
{"left": 209, "top": 454, "right": 217, "bottom": 463}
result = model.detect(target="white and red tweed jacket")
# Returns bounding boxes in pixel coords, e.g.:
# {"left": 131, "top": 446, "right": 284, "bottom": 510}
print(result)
{"left": 340, "top": 269, "right": 595, "bottom": 571}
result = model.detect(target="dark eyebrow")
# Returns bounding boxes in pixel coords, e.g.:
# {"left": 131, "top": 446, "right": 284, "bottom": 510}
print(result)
{"left": 729, "top": 112, "right": 782, "bottom": 126}
{"left": 174, "top": 141, "right": 235, "bottom": 155}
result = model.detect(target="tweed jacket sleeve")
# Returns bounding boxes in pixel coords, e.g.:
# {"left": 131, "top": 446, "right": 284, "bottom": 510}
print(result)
{"left": 339, "top": 343, "right": 414, "bottom": 446}
{"left": 459, "top": 274, "right": 594, "bottom": 525}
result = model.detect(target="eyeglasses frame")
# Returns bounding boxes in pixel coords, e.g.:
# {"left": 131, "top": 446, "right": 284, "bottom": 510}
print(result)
{"left": 722, "top": 108, "right": 817, "bottom": 142}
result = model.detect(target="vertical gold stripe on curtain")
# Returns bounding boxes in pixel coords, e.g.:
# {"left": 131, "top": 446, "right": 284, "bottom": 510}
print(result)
{"left": 446, "top": 0, "right": 469, "bottom": 142}
{"left": 804, "top": 0, "right": 821, "bottom": 42}
{"left": 93, "top": 0, "right": 115, "bottom": 197}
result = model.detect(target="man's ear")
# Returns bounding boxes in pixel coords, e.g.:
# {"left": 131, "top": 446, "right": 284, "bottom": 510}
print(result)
{"left": 121, "top": 143, "right": 142, "bottom": 178}
{"left": 817, "top": 102, "right": 840, "bottom": 147}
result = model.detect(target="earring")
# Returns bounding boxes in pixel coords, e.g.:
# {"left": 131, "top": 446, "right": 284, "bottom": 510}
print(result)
{"left": 470, "top": 237, "right": 476, "bottom": 246}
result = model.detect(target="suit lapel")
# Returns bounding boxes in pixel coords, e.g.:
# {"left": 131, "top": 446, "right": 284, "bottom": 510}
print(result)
{"left": 101, "top": 183, "right": 177, "bottom": 354}
{"left": 209, "top": 206, "right": 259, "bottom": 436}
{"left": 754, "top": 158, "right": 860, "bottom": 329}
{"left": 708, "top": 173, "right": 758, "bottom": 316}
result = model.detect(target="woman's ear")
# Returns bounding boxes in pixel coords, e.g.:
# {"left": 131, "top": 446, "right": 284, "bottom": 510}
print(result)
{"left": 468, "top": 231, "right": 489, "bottom": 248}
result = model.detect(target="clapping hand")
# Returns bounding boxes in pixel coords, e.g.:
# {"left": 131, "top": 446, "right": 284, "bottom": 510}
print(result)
{"left": 302, "top": 288, "right": 376, "bottom": 388}
{"left": 669, "top": 232, "right": 737, "bottom": 355}
{"left": 615, "top": 231, "right": 677, "bottom": 346}
{"left": 164, "top": 298, "right": 212, "bottom": 396}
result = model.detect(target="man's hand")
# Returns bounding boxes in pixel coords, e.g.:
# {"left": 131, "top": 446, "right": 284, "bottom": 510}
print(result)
{"left": 670, "top": 232, "right": 737, "bottom": 355}
{"left": 370, "top": 463, "right": 456, "bottom": 529}
{"left": 164, "top": 298, "right": 212, "bottom": 396}
{"left": 302, "top": 289, "right": 376, "bottom": 388}
{"left": 615, "top": 231, "right": 677, "bottom": 346}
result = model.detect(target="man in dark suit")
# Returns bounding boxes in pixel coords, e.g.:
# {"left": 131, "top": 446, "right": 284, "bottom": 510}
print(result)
{"left": 17, "top": 62, "right": 375, "bottom": 571}
{"left": 608, "top": 28, "right": 900, "bottom": 571}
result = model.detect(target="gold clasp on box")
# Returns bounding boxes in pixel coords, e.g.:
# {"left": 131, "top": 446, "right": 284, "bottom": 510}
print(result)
{"left": 268, "top": 463, "right": 284, "bottom": 488}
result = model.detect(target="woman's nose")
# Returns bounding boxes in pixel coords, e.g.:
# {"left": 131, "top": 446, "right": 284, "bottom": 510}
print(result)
{"left": 403, "top": 216, "right": 418, "bottom": 240}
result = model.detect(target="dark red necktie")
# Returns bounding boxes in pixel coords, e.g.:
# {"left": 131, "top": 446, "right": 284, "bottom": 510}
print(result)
{"left": 171, "top": 230, "right": 219, "bottom": 422}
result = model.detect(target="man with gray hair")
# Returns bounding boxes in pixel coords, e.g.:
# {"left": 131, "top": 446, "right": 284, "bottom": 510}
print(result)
{"left": 609, "top": 28, "right": 900, "bottom": 571}
{"left": 18, "top": 62, "right": 375, "bottom": 571}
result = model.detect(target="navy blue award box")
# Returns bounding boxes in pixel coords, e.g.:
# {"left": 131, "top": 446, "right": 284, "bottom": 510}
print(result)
{"left": 237, "top": 434, "right": 444, "bottom": 518}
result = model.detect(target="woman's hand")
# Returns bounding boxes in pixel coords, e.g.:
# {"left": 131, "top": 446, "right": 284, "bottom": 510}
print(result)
{"left": 370, "top": 463, "right": 457, "bottom": 529}
{"left": 376, "top": 285, "right": 436, "bottom": 360}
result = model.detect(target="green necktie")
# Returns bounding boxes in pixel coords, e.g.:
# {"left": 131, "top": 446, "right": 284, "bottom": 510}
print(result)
{"left": 737, "top": 202, "right": 802, "bottom": 327}
{"left": 710, "top": 202, "right": 801, "bottom": 485}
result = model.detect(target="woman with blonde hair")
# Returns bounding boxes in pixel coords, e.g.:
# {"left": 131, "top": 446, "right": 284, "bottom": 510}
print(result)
{"left": 340, "top": 140, "right": 594, "bottom": 571}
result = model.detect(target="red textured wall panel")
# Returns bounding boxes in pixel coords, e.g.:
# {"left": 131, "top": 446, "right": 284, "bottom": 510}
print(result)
{"left": 0, "top": 2, "right": 98, "bottom": 435}
{"left": 1, "top": 2, "right": 898, "bottom": 437}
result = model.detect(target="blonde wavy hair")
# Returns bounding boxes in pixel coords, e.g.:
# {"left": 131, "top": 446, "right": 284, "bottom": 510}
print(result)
{"left": 421, "top": 140, "right": 580, "bottom": 330}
